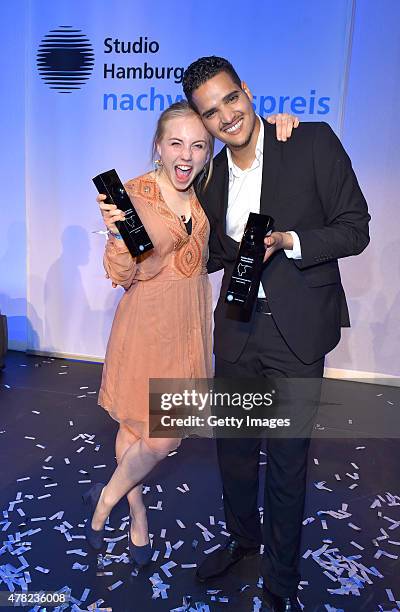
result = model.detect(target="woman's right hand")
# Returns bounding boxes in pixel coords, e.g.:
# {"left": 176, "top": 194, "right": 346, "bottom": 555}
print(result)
{"left": 96, "top": 194, "right": 125, "bottom": 235}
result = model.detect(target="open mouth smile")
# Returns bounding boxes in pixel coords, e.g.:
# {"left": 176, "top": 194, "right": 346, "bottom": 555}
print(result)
{"left": 224, "top": 118, "right": 244, "bottom": 134}
{"left": 175, "top": 165, "right": 193, "bottom": 182}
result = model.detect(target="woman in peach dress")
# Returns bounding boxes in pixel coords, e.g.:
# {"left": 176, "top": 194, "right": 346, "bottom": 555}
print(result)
{"left": 84, "top": 101, "right": 214, "bottom": 566}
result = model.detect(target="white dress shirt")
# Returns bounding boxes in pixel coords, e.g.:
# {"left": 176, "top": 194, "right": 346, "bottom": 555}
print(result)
{"left": 226, "top": 116, "right": 301, "bottom": 298}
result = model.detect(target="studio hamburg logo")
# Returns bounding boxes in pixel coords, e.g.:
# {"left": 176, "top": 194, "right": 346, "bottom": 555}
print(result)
{"left": 37, "top": 25, "right": 94, "bottom": 93}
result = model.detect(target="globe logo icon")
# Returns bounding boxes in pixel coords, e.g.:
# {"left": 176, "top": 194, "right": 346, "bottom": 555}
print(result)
{"left": 37, "top": 25, "right": 94, "bottom": 93}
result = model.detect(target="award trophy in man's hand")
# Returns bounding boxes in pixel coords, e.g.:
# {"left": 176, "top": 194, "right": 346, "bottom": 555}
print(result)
{"left": 225, "top": 212, "right": 274, "bottom": 314}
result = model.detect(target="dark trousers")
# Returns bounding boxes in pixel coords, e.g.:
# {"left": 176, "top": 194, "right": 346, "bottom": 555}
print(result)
{"left": 215, "top": 309, "right": 324, "bottom": 597}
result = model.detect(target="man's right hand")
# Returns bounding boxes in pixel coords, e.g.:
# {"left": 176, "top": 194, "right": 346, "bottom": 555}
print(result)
{"left": 96, "top": 194, "right": 125, "bottom": 235}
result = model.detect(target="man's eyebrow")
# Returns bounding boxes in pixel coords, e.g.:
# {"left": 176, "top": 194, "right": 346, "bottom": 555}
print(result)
{"left": 201, "top": 89, "right": 241, "bottom": 118}
{"left": 201, "top": 107, "right": 216, "bottom": 118}
{"left": 223, "top": 89, "right": 241, "bottom": 103}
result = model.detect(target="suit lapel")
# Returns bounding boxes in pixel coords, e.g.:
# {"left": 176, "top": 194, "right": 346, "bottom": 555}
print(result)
{"left": 211, "top": 148, "right": 229, "bottom": 235}
{"left": 260, "top": 118, "right": 281, "bottom": 217}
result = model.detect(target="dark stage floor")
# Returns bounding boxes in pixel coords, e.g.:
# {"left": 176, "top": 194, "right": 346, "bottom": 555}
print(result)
{"left": 0, "top": 351, "right": 399, "bottom": 612}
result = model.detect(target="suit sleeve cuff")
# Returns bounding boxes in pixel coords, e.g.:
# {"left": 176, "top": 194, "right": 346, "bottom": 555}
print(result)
{"left": 284, "top": 231, "right": 302, "bottom": 260}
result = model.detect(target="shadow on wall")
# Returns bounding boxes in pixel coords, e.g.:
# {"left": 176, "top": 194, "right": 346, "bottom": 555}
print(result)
{"left": 332, "top": 248, "right": 373, "bottom": 371}
{"left": 41, "top": 225, "right": 122, "bottom": 357}
{"left": 371, "top": 239, "right": 400, "bottom": 376}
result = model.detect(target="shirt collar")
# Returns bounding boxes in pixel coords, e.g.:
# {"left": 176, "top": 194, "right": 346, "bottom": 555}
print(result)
{"left": 226, "top": 115, "right": 264, "bottom": 178}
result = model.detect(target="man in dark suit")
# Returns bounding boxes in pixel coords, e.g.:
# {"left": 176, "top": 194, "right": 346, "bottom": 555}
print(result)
{"left": 183, "top": 56, "right": 370, "bottom": 611}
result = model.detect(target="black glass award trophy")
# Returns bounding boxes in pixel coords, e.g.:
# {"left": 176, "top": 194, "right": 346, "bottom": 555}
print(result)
{"left": 93, "top": 169, "right": 153, "bottom": 257}
{"left": 225, "top": 212, "right": 274, "bottom": 313}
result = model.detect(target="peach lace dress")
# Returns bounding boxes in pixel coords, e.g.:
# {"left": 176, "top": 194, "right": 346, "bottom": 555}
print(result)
{"left": 98, "top": 172, "right": 213, "bottom": 438}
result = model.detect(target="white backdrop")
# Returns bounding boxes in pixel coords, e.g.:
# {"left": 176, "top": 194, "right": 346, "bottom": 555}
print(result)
{"left": 3, "top": 0, "right": 398, "bottom": 376}
{"left": 24, "top": 0, "right": 353, "bottom": 359}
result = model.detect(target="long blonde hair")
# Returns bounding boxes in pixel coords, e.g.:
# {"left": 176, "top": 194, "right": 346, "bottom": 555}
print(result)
{"left": 151, "top": 100, "right": 214, "bottom": 190}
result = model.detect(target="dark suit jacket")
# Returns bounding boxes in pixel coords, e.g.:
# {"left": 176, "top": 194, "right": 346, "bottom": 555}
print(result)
{"left": 196, "top": 119, "right": 370, "bottom": 364}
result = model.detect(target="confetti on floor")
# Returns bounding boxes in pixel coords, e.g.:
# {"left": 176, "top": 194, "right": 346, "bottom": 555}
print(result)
{"left": 0, "top": 351, "right": 399, "bottom": 611}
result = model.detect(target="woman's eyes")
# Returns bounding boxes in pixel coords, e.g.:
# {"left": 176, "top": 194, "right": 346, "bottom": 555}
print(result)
{"left": 169, "top": 142, "right": 205, "bottom": 149}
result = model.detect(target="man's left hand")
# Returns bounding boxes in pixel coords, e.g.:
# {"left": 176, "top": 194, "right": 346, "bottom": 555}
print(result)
{"left": 267, "top": 113, "right": 300, "bottom": 142}
{"left": 264, "top": 232, "right": 294, "bottom": 262}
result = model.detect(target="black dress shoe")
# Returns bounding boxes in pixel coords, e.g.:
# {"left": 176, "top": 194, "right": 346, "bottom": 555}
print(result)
{"left": 195, "top": 537, "right": 259, "bottom": 582}
{"left": 82, "top": 482, "right": 105, "bottom": 551}
{"left": 128, "top": 520, "right": 152, "bottom": 567}
{"left": 260, "top": 586, "right": 301, "bottom": 611}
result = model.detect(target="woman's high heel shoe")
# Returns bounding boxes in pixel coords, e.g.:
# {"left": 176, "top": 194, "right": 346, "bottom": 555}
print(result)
{"left": 82, "top": 482, "right": 106, "bottom": 551}
{"left": 128, "top": 521, "right": 152, "bottom": 567}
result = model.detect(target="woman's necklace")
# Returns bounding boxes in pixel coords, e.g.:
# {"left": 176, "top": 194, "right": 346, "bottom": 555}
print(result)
{"left": 155, "top": 172, "right": 192, "bottom": 221}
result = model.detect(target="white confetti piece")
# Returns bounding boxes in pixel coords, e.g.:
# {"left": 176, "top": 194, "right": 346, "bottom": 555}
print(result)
{"left": 81, "top": 587, "right": 91, "bottom": 600}
{"left": 108, "top": 580, "right": 123, "bottom": 590}
{"left": 160, "top": 560, "right": 177, "bottom": 577}
{"left": 72, "top": 562, "right": 89, "bottom": 571}
{"left": 314, "top": 481, "right": 333, "bottom": 492}
{"left": 350, "top": 541, "right": 364, "bottom": 550}
{"left": 204, "top": 544, "right": 221, "bottom": 555}
{"left": 149, "top": 500, "right": 163, "bottom": 510}
{"left": 66, "top": 548, "right": 87, "bottom": 556}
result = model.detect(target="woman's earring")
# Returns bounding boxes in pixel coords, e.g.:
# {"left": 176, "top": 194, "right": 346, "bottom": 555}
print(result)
{"left": 154, "top": 158, "right": 163, "bottom": 171}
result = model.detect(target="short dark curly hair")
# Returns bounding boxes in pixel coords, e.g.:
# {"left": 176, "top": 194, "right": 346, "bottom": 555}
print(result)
{"left": 183, "top": 56, "right": 241, "bottom": 109}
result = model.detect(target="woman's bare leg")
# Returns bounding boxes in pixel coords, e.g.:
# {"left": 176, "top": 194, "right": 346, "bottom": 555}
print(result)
{"left": 114, "top": 425, "right": 149, "bottom": 546}
{"left": 91, "top": 429, "right": 180, "bottom": 532}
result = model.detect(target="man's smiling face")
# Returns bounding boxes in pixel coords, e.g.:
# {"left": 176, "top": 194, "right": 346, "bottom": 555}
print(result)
{"left": 191, "top": 71, "right": 257, "bottom": 150}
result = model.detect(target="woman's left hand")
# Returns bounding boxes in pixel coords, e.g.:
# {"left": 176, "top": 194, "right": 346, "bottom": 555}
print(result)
{"left": 267, "top": 113, "right": 300, "bottom": 142}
